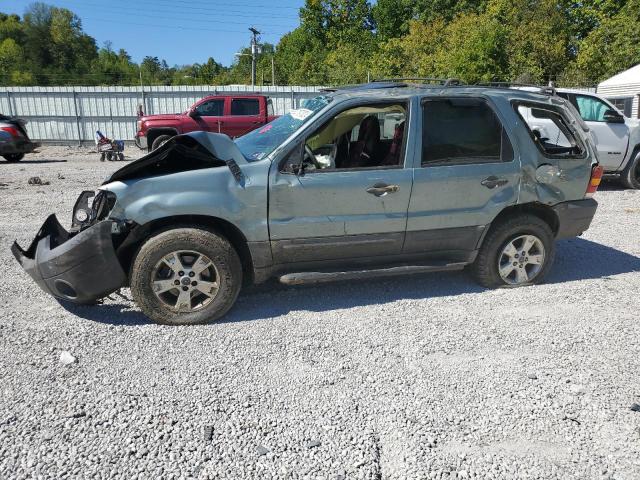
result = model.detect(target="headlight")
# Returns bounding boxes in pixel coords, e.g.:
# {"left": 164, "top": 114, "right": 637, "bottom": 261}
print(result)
{"left": 71, "top": 190, "right": 117, "bottom": 230}
{"left": 74, "top": 208, "right": 89, "bottom": 223}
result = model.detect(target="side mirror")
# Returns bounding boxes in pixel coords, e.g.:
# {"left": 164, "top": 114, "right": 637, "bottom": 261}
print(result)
{"left": 188, "top": 107, "right": 200, "bottom": 118}
{"left": 603, "top": 109, "right": 624, "bottom": 123}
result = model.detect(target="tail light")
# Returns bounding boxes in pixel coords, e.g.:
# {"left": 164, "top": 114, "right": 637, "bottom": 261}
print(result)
{"left": 0, "top": 126, "right": 22, "bottom": 138}
{"left": 585, "top": 164, "right": 603, "bottom": 198}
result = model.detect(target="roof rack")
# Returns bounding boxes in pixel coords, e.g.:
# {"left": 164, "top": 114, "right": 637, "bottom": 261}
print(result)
{"left": 475, "top": 81, "right": 557, "bottom": 96}
{"left": 373, "top": 77, "right": 464, "bottom": 87}
{"left": 319, "top": 81, "right": 408, "bottom": 93}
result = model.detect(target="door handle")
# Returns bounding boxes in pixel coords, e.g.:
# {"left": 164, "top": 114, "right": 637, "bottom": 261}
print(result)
{"left": 481, "top": 176, "right": 509, "bottom": 189}
{"left": 366, "top": 183, "right": 399, "bottom": 196}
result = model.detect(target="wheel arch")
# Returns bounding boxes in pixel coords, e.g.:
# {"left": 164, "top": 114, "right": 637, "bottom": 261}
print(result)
{"left": 117, "top": 214, "right": 257, "bottom": 286}
{"left": 477, "top": 202, "right": 560, "bottom": 249}
{"left": 146, "top": 128, "right": 179, "bottom": 151}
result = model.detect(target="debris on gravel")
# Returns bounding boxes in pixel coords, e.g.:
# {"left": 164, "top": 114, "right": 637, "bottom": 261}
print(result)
{"left": 27, "top": 176, "right": 49, "bottom": 185}
{"left": 58, "top": 350, "right": 76, "bottom": 365}
{"left": 1, "top": 147, "right": 639, "bottom": 479}
{"left": 631, "top": 403, "right": 640, "bottom": 412}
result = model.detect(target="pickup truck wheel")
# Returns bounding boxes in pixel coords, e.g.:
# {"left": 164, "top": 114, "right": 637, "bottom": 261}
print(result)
{"left": 130, "top": 228, "right": 242, "bottom": 325}
{"left": 621, "top": 153, "right": 640, "bottom": 189}
{"left": 471, "top": 214, "right": 555, "bottom": 288}
{"left": 151, "top": 134, "right": 172, "bottom": 151}
{"left": 3, "top": 153, "right": 24, "bottom": 162}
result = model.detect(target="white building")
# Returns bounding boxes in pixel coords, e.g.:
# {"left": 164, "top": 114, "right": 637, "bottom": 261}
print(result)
{"left": 597, "top": 64, "right": 640, "bottom": 118}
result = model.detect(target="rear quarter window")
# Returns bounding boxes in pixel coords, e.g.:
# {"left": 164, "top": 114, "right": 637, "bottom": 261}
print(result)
{"left": 514, "top": 101, "right": 585, "bottom": 158}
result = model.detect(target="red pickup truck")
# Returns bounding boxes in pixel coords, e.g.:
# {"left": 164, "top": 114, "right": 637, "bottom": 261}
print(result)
{"left": 135, "top": 94, "right": 277, "bottom": 151}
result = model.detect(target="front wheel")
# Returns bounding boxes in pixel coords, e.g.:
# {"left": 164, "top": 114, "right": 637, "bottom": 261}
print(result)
{"left": 3, "top": 153, "right": 24, "bottom": 162}
{"left": 471, "top": 214, "right": 555, "bottom": 288}
{"left": 621, "top": 153, "right": 640, "bottom": 189}
{"left": 130, "top": 228, "right": 242, "bottom": 325}
{"left": 151, "top": 134, "right": 172, "bottom": 151}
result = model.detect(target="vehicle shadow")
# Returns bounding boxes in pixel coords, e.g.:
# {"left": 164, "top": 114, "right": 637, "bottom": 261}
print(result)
{"left": 0, "top": 160, "right": 68, "bottom": 164}
{"left": 64, "top": 237, "right": 640, "bottom": 326}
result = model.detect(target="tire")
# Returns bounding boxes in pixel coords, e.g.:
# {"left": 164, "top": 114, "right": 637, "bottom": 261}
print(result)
{"left": 471, "top": 214, "right": 555, "bottom": 288}
{"left": 621, "top": 152, "right": 640, "bottom": 189}
{"left": 3, "top": 153, "right": 24, "bottom": 162}
{"left": 117, "top": 152, "right": 125, "bottom": 161}
{"left": 130, "top": 228, "right": 242, "bottom": 325}
{"left": 151, "top": 134, "right": 172, "bottom": 151}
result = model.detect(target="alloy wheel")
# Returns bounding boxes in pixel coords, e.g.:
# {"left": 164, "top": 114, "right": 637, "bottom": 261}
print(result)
{"left": 497, "top": 234, "right": 546, "bottom": 285}
{"left": 151, "top": 250, "right": 220, "bottom": 312}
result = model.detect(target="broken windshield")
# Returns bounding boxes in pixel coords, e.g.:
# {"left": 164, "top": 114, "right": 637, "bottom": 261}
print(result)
{"left": 235, "top": 95, "right": 332, "bottom": 161}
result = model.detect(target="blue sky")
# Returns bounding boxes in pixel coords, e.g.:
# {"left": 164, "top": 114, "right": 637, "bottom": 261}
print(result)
{"left": 2, "top": 0, "right": 305, "bottom": 66}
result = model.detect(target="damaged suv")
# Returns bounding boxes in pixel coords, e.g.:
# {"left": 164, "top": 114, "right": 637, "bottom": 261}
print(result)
{"left": 12, "top": 82, "right": 602, "bottom": 325}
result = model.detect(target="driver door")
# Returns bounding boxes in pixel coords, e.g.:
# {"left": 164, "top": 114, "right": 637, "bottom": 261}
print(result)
{"left": 268, "top": 101, "right": 414, "bottom": 264}
{"left": 192, "top": 98, "right": 225, "bottom": 133}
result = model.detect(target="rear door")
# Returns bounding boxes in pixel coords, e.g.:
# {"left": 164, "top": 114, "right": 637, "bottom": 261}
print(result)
{"left": 405, "top": 97, "right": 520, "bottom": 260}
{"left": 224, "top": 97, "right": 264, "bottom": 138}
{"left": 562, "top": 92, "right": 630, "bottom": 170}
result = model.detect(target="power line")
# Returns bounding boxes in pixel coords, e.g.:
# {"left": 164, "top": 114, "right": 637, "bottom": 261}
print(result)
{"left": 14, "top": 13, "right": 292, "bottom": 36}
{"left": 9, "top": 0, "right": 301, "bottom": 21}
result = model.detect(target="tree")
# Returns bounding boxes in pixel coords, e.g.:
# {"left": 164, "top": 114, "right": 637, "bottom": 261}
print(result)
{"left": 570, "top": 0, "right": 640, "bottom": 82}
{"left": 371, "top": 0, "right": 415, "bottom": 40}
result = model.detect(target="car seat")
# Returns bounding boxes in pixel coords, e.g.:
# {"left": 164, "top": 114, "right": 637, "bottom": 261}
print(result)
{"left": 344, "top": 116, "right": 380, "bottom": 168}
{"left": 382, "top": 121, "right": 405, "bottom": 166}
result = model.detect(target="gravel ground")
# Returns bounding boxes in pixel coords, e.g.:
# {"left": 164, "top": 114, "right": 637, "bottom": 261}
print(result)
{"left": 0, "top": 146, "right": 639, "bottom": 480}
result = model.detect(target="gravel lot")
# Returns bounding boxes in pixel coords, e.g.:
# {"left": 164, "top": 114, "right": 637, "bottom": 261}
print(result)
{"left": 1, "top": 146, "right": 639, "bottom": 480}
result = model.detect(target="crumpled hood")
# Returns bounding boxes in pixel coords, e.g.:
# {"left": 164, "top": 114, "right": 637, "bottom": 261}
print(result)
{"left": 103, "top": 131, "right": 249, "bottom": 184}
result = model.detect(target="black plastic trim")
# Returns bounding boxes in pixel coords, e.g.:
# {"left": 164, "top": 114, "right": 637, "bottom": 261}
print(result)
{"left": 11, "top": 215, "right": 127, "bottom": 304}
{"left": 553, "top": 198, "right": 598, "bottom": 239}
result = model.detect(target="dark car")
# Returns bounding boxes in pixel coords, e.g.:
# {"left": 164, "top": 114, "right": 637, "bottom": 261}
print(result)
{"left": 0, "top": 114, "right": 39, "bottom": 162}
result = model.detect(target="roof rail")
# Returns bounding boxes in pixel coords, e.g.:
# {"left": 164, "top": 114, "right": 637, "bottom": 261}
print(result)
{"left": 372, "top": 77, "right": 464, "bottom": 87}
{"left": 319, "top": 81, "right": 407, "bottom": 93}
{"left": 475, "top": 81, "right": 557, "bottom": 96}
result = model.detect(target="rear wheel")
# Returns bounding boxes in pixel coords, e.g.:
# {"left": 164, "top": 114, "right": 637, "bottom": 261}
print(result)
{"left": 151, "top": 134, "right": 172, "bottom": 151}
{"left": 3, "top": 153, "right": 24, "bottom": 162}
{"left": 471, "top": 214, "right": 555, "bottom": 288}
{"left": 621, "top": 153, "right": 640, "bottom": 189}
{"left": 130, "top": 228, "right": 242, "bottom": 325}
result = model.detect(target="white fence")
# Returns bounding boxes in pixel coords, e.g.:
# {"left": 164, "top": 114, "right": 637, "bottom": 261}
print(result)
{"left": 0, "top": 85, "right": 324, "bottom": 144}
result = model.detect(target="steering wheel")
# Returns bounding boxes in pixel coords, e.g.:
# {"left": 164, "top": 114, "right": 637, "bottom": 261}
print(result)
{"left": 304, "top": 144, "right": 322, "bottom": 169}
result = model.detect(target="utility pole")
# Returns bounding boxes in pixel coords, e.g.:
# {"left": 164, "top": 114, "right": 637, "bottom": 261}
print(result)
{"left": 249, "top": 27, "right": 261, "bottom": 87}
{"left": 271, "top": 57, "right": 275, "bottom": 86}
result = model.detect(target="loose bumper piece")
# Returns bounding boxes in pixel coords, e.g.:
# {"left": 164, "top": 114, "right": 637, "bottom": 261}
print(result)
{"left": 11, "top": 215, "right": 127, "bottom": 304}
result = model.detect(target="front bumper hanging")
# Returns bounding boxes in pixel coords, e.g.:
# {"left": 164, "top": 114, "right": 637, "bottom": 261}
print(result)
{"left": 11, "top": 215, "right": 127, "bottom": 304}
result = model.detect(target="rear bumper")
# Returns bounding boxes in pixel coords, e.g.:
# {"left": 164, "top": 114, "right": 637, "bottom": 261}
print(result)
{"left": 0, "top": 138, "right": 39, "bottom": 155}
{"left": 11, "top": 215, "right": 127, "bottom": 304}
{"left": 553, "top": 198, "right": 598, "bottom": 240}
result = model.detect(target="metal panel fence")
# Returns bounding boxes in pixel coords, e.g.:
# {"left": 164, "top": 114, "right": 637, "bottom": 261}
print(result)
{"left": 0, "top": 85, "right": 324, "bottom": 144}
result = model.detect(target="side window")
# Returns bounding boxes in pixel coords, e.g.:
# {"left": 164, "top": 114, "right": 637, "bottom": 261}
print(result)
{"left": 288, "top": 102, "right": 407, "bottom": 172}
{"left": 195, "top": 99, "right": 224, "bottom": 117}
{"left": 421, "top": 99, "right": 513, "bottom": 167}
{"left": 515, "top": 103, "right": 584, "bottom": 157}
{"left": 608, "top": 97, "right": 632, "bottom": 117}
{"left": 231, "top": 98, "right": 260, "bottom": 116}
{"left": 574, "top": 95, "right": 611, "bottom": 122}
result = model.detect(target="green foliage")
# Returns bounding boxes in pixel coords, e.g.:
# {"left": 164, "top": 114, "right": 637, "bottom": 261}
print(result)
{"left": 570, "top": 0, "right": 640, "bottom": 81}
{"left": 0, "top": 0, "right": 638, "bottom": 87}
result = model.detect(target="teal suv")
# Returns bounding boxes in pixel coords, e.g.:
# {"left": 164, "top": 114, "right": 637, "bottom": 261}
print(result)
{"left": 12, "top": 81, "right": 603, "bottom": 325}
